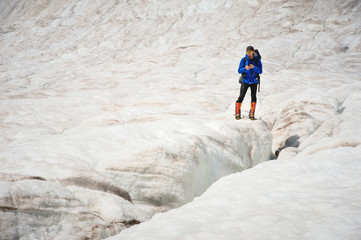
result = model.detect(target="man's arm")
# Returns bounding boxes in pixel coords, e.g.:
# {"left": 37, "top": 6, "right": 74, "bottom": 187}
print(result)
{"left": 252, "top": 58, "right": 263, "bottom": 74}
{"left": 238, "top": 58, "right": 246, "bottom": 74}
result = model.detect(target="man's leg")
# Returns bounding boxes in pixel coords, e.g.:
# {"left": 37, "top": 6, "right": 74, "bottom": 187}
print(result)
{"left": 236, "top": 83, "right": 249, "bottom": 119}
{"left": 249, "top": 84, "right": 257, "bottom": 119}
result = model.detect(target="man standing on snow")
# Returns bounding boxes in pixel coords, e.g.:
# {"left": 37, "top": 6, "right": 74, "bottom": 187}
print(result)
{"left": 235, "top": 46, "right": 263, "bottom": 120}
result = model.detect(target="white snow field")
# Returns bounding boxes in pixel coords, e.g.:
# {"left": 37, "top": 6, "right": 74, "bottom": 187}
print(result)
{"left": 1, "top": 0, "right": 361, "bottom": 239}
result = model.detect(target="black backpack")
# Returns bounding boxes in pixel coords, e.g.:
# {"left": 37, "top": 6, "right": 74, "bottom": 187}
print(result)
{"left": 239, "top": 49, "right": 262, "bottom": 92}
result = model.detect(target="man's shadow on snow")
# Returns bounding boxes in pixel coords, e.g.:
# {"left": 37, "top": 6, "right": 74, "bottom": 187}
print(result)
{"left": 275, "top": 135, "right": 300, "bottom": 159}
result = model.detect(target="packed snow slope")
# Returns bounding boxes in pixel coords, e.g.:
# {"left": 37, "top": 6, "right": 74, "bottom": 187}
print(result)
{"left": 1, "top": 0, "right": 361, "bottom": 239}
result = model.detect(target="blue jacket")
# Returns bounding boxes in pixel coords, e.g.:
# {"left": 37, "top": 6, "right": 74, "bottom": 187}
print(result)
{"left": 238, "top": 54, "right": 262, "bottom": 84}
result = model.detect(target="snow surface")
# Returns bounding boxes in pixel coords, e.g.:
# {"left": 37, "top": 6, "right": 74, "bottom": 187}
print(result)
{"left": 1, "top": 0, "right": 361, "bottom": 239}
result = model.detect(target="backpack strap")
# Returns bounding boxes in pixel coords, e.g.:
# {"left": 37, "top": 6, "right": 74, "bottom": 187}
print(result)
{"left": 255, "top": 57, "right": 261, "bottom": 92}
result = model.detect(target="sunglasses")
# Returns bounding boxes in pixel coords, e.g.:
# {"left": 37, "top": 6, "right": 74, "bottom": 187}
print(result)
{"left": 246, "top": 51, "right": 254, "bottom": 54}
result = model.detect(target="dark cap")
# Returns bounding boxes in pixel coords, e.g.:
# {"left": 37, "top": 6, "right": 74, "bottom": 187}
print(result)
{"left": 246, "top": 46, "right": 254, "bottom": 52}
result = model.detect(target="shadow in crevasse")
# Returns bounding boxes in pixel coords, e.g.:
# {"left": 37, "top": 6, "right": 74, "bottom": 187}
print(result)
{"left": 275, "top": 135, "right": 300, "bottom": 159}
